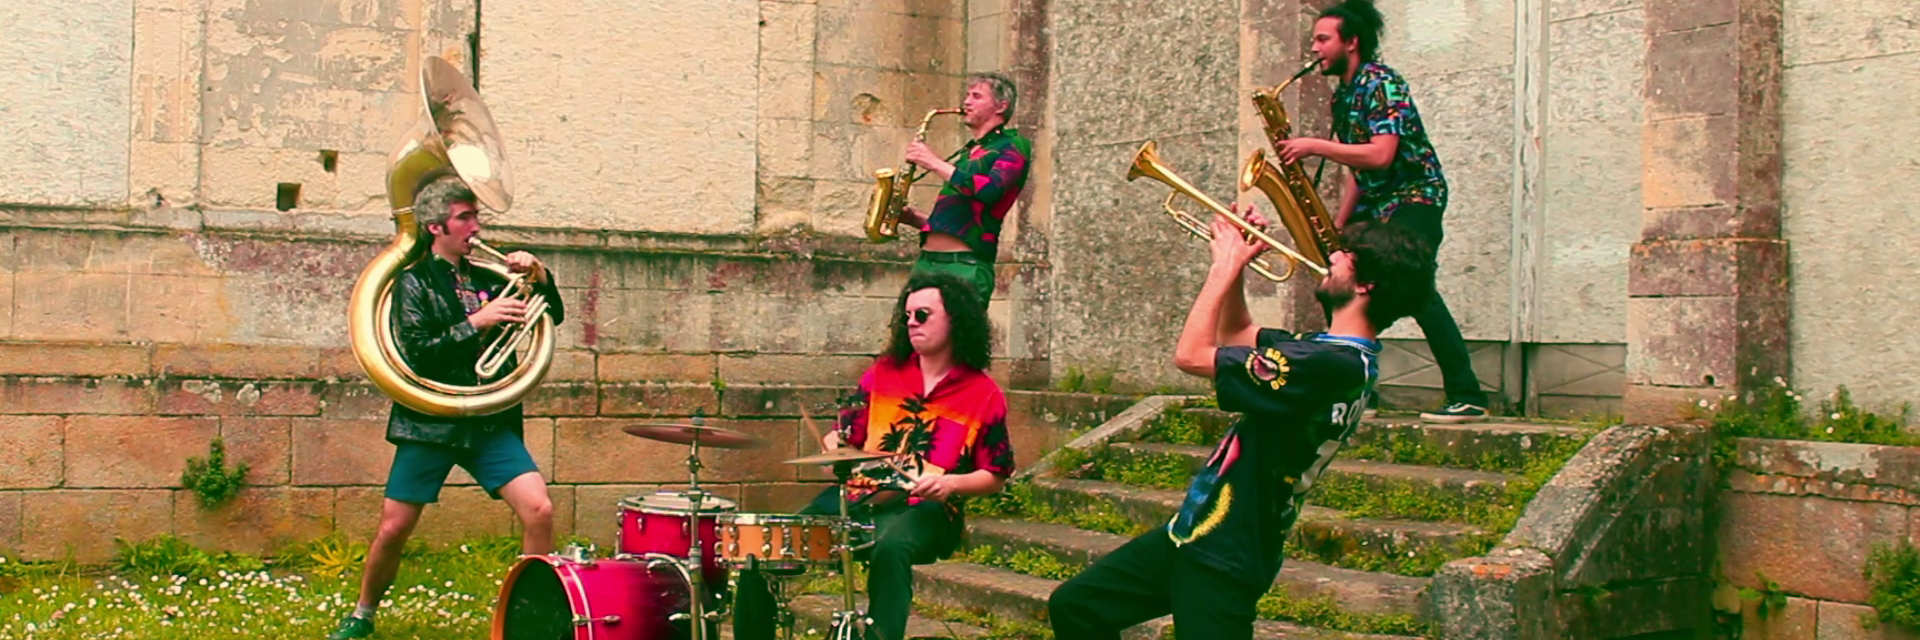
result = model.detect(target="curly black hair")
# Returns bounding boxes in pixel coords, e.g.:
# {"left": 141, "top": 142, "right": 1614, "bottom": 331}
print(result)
{"left": 1318, "top": 0, "right": 1387, "bottom": 62}
{"left": 883, "top": 272, "right": 994, "bottom": 371}
{"left": 1340, "top": 219, "right": 1437, "bottom": 330}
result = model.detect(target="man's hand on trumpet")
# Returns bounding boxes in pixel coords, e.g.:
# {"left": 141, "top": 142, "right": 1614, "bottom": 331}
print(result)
{"left": 1208, "top": 204, "right": 1272, "bottom": 275}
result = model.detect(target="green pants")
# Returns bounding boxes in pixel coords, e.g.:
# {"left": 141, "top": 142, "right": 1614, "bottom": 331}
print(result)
{"left": 909, "top": 251, "right": 996, "bottom": 302}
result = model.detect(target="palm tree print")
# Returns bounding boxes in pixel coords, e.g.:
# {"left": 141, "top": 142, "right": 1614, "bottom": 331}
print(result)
{"left": 878, "top": 395, "right": 939, "bottom": 474}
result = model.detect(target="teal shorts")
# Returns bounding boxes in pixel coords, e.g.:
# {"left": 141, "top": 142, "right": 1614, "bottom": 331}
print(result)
{"left": 910, "top": 251, "right": 996, "bottom": 302}
{"left": 384, "top": 430, "right": 539, "bottom": 504}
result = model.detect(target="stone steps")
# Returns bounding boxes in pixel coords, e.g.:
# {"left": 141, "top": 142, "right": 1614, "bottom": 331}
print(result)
{"left": 784, "top": 594, "right": 991, "bottom": 639}
{"left": 1172, "top": 407, "right": 1592, "bottom": 472}
{"left": 911, "top": 562, "right": 1425, "bottom": 640}
{"left": 960, "top": 517, "right": 1429, "bottom": 618}
{"left": 1023, "top": 477, "right": 1487, "bottom": 566}
{"left": 1107, "top": 442, "right": 1521, "bottom": 502}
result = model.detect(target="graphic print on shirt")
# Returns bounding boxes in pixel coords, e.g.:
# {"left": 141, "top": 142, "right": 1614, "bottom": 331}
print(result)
{"left": 1169, "top": 430, "right": 1241, "bottom": 544}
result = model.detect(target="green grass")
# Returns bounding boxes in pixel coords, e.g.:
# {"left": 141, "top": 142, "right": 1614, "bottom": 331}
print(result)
{"left": 0, "top": 534, "right": 548, "bottom": 640}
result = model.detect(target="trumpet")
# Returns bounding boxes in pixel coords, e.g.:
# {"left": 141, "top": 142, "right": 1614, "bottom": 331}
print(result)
{"left": 466, "top": 238, "right": 552, "bottom": 379}
{"left": 1125, "top": 141, "right": 1330, "bottom": 282}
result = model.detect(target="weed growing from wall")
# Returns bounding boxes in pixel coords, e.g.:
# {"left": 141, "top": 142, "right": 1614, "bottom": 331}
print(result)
{"left": 1868, "top": 542, "right": 1920, "bottom": 628}
{"left": 180, "top": 438, "right": 249, "bottom": 509}
{"left": 1706, "top": 383, "right": 1915, "bottom": 468}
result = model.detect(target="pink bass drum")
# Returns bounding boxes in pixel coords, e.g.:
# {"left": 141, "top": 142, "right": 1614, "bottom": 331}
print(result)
{"left": 491, "top": 554, "right": 716, "bottom": 640}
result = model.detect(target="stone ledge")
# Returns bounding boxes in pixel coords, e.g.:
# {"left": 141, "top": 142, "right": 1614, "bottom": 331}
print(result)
{"left": 1733, "top": 438, "right": 1920, "bottom": 494}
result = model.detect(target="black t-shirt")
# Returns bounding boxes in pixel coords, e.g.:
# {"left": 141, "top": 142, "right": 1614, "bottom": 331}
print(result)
{"left": 1167, "top": 329, "right": 1379, "bottom": 588}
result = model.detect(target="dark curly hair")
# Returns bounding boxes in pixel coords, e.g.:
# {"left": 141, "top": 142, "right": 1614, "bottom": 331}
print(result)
{"left": 1340, "top": 220, "right": 1436, "bottom": 330}
{"left": 884, "top": 272, "right": 994, "bottom": 371}
{"left": 1318, "top": 0, "right": 1387, "bottom": 62}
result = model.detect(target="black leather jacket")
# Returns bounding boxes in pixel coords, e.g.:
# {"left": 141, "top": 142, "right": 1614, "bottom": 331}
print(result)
{"left": 387, "top": 254, "right": 565, "bottom": 449}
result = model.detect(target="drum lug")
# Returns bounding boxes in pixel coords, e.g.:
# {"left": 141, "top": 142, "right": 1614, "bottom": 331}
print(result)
{"left": 572, "top": 614, "right": 622, "bottom": 626}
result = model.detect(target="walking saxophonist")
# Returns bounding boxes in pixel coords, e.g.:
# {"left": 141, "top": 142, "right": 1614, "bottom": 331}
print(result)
{"left": 894, "top": 72, "right": 1032, "bottom": 303}
{"left": 1275, "top": 0, "right": 1490, "bottom": 423}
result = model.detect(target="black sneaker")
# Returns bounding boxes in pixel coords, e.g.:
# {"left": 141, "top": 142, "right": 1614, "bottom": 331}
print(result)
{"left": 326, "top": 615, "right": 374, "bottom": 640}
{"left": 1420, "top": 403, "right": 1486, "bottom": 424}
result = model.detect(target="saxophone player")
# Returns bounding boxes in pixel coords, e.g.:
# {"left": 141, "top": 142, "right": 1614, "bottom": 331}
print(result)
{"left": 1275, "top": 0, "right": 1490, "bottom": 424}
{"left": 896, "top": 72, "right": 1032, "bottom": 303}
{"left": 327, "top": 174, "right": 566, "bottom": 640}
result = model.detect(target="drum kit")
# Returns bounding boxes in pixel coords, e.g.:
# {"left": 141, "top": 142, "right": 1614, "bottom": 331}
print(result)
{"left": 490, "top": 415, "right": 915, "bottom": 640}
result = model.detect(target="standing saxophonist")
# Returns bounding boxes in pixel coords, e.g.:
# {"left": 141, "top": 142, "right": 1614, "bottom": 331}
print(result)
{"left": 327, "top": 173, "right": 566, "bottom": 640}
{"left": 1275, "top": 0, "right": 1489, "bottom": 423}
{"left": 897, "top": 72, "right": 1032, "bottom": 302}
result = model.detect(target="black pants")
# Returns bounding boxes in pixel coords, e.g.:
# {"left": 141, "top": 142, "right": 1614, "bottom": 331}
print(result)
{"left": 732, "top": 488, "right": 961, "bottom": 640}
{"left": 1048, "top": 531, "right": 1267, "bottom": 640}
{"left": 1381, "top": 203, "right": 1488, "bottom": 407}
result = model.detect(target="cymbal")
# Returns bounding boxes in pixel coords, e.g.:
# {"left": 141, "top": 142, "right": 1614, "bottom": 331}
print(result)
{"left": 622, "top": 423, "right": 765, "bottom": 449}
{"left": 783, "top": 448, "right": 900, "bottom": 466}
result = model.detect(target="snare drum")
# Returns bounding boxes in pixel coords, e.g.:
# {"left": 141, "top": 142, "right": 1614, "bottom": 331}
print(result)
{"left": 716, "top": 513, "right": 842, "bottom": 571}
{"left": 617, "top": 492, "right": 735, "bottom": 586}
{"left": 490, "top": 554, "right": 715, "bottom": 640}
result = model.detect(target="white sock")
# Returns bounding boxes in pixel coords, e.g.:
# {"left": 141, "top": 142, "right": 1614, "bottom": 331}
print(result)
{"left": 354, "top": 603, "right": 377, "bottom": 620}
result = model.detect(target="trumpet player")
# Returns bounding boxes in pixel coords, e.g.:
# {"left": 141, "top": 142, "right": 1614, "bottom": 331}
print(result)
{"left": 329, "top": 174, "right": 566, "bottom": 640}
{"left": 1047, "top": 209, "right": 1435, "bottom": 640}
{"left": 1275, "top": 0, "right": 1489, "bottom": 424}
{"left": 897, "top": 72, "right": 1032, "bottom": 302}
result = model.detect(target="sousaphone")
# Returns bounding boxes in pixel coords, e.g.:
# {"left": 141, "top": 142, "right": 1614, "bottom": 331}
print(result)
{"left": 345, "top": 56, "right": 555, "bottom": 417}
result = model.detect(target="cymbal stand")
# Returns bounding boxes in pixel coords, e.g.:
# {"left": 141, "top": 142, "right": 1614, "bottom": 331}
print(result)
{"left": 665, "top": 414, "right": 720, "bottom": 640}
{"left": 826, "top": 483, "right": 871, "bottom": 640}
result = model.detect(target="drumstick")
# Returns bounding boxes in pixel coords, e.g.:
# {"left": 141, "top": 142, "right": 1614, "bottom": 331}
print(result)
{"left": 799, "top": 408, "right": 829, "bottom": 452}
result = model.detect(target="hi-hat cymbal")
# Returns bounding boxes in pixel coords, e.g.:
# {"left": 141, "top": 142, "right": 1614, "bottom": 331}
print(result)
{"left": 783, "top": 448, "right": 900, "bottom": 466}
{"left": 622, "top": 423, "right": 765, "bottom": 449}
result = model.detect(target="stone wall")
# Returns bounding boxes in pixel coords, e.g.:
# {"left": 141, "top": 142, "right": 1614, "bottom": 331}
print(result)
{"left": 0, "top": 221, "right": 1134, "bottom": 562}
{"left": 1719, "top": 439, "right": 1920, "bottom": 639}
{"left": 1430, "top": 424, "right": 1714, "bottom": 640}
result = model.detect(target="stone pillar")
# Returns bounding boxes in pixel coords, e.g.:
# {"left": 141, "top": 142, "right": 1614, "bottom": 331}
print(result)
{"left": 1240, "top": 0, "right": 1330, "bottom": 333}
{"left": 1625, "top": 0, "right": 1787, "bottom": 423}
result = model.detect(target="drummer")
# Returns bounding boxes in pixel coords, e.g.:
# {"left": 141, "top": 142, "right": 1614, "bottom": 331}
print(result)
{"left": 734, "top": 272, "right": 1014, "bottom": 640}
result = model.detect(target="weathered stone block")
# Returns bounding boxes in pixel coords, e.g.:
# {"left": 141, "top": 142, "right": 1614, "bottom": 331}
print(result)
{"left": 1817, "top": 600, "right": 1920, "bottom": 640}
{"left": 153, "top": 344, "right": 320, "bottom": 379}
{"left": 0, "top": 376, "right": 155, "bottom": 415}
{"left": 0, "top": 0, "right": 133, "bottom": 207}
{"left": 65, "top": 416, "right": 219, "bottom": 488}
{"left": 221, "top": 416, "right": 292, "bottom": 486}
{"left": 814, "top": 7, "right": 963, "bottom": 76}
{"left": 1718, "top": 491, "right": 1906, "bottom": 603}
{"left": 1738, "top": 595, "right": 1817, "bottom": 640}
{"left": 1646, "top": 0, "right": 1738, "bottom": 34}
{"left": 1430, "top": 548, "right": 1559, "bottom": 640}
{"left": 0, "top": 492, "right": 21, "bottom": 553}
{"left": 20, "top": 490, "right": 173, "bottom": 562}
{"left": 172, "top": 487, "right": 334, "bottom": 557}
{"left": 156, "top": 379, "right": 323, "bottom": 416}
{"left": 1627, "top": 238, "right": 1788, "bottom": 298}
{"left": 718, "top": 385, "right": 849, "bottom": 419}
{"left": 1647, "top": 25, "right": 1741, "bottom": 121}
{"left": 760, "top": 0, "right": 817, "bottom": 63}
{"left": 544, "top": 349, "right": 597, "bottom": 382}
{"left": 0, "top": 416, "right": 63, "bottom": 489}
{"left": 320, "top": 382, "right": 390, "bottom": 420}
{"left": 1626, "top": 297, "right": 1737, "bottom": 387}
{"left": 592, "top": 288, "right": 716, "bottom": 352}
{"left": 1733, "top": 439, "right": 1920, "bottom": 497}
{"left": 0, "top": 342, "right": 151, "bottom": 377}
{"left": 760, "top": 59, "right": 814, "bottom": 122}
{"left": 523, "top": 382, "right": 599, "bottom": 418}
{"left": 8, "top": 272, "right": 134, "bottom": 341}
{"left": 716, "top": 353, "right": 872, "bottom": 386}
{"left": 1621, "top": 384, "right": 1724, "bottom": 425}
{"left": 600, "top": 353, "right": 717, "bottom": 384}
{"left": 1643, "top": 116, "right": 1739, "bottom": 210}
{"left": 290, "top": 418, "right": 391, "bottom": 486}
{"left": 599, "top": 384, "right": 719, "bottom": 417}
{"left": 1641, "top": 204, "right": 1783, "bottom": 241}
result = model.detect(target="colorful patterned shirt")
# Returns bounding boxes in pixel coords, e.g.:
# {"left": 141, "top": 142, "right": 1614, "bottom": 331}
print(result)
{"left": 1331, "top": 61, "right": 1448, "bottom": 221}
{"left": 1168, "top": 329, "right": 1378, "bottom": 588}
{"left": 835, "top": 354, "right": 1015, "bottom": 513}
{"left": 923, "top": 125, "right": 1033, "bottom": 262}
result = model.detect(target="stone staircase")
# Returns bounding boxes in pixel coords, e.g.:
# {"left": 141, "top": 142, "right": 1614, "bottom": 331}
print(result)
{"left": 882, "top": 399, "right": 1600, "bottom": 639}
